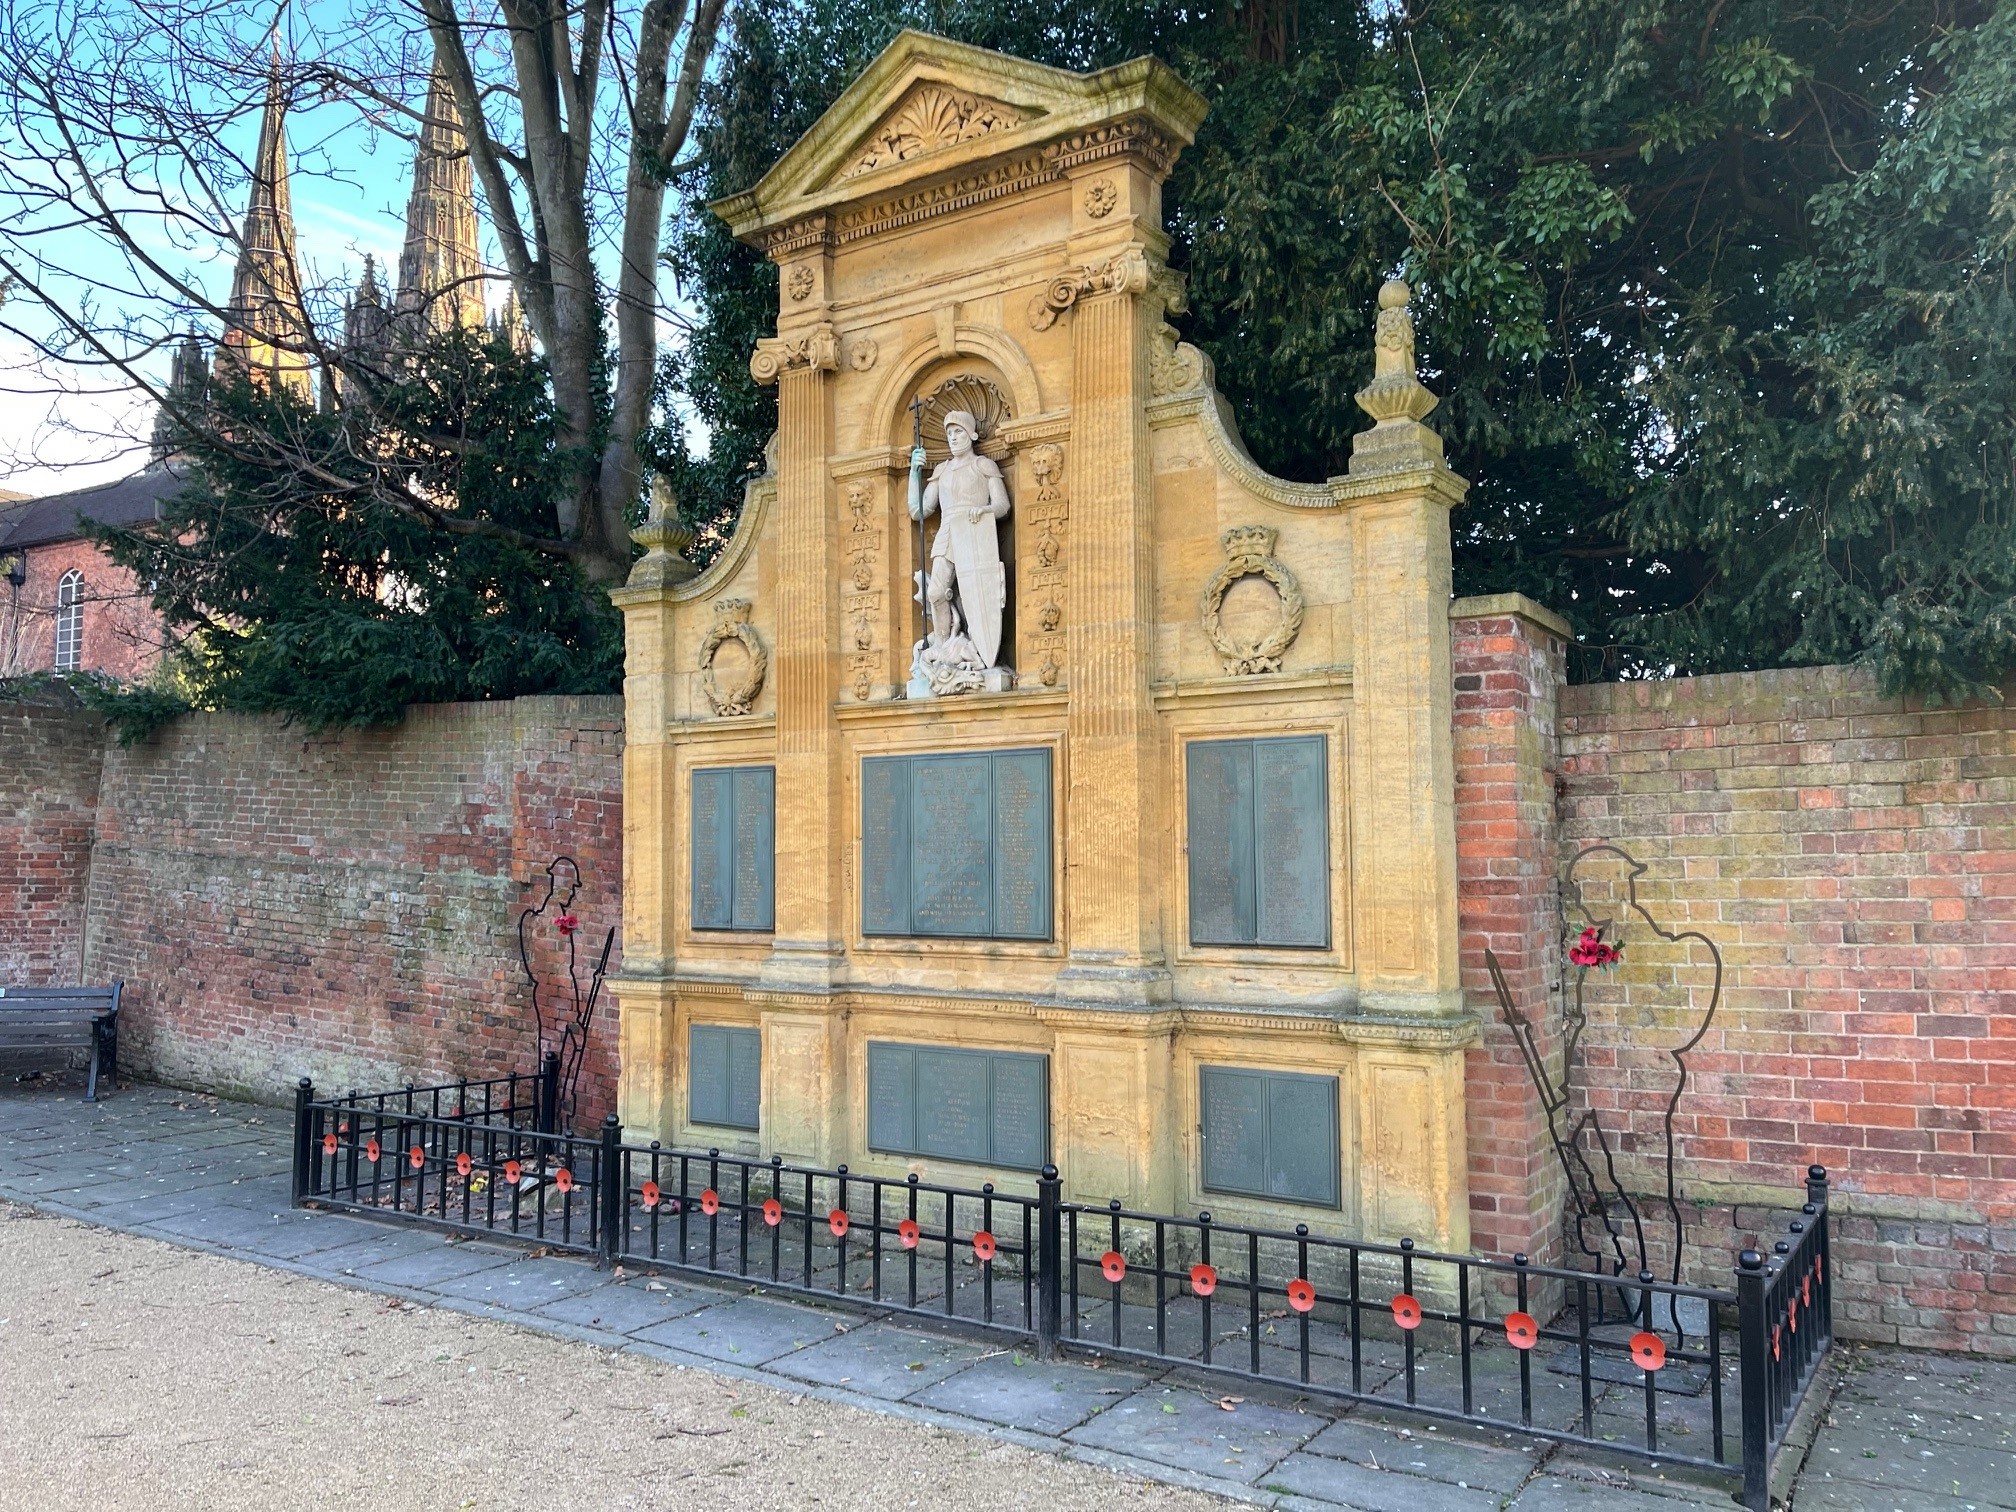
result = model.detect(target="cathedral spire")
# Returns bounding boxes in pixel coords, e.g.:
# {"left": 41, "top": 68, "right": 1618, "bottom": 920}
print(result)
{"left": 394, "top": 58, "right": 484, "bottom": 341}
{"left": 215, "top": 40, "right": 314, "bottom": 401}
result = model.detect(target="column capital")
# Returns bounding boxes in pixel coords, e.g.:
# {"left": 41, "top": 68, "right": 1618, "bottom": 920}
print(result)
{"left": 749, "top": 322, "right": 839, "bottom": 385}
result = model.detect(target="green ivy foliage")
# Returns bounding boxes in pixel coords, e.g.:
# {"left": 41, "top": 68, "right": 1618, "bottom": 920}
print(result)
{"left": 87, "top": 329, "right": 625, "bottom": 737}
{"left": 656, "top": 0, "right": 2014, "bottom": 697}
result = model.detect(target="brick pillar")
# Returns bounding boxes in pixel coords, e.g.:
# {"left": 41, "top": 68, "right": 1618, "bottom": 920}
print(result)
{"left": 1452, "top": 593, "right": 1571, "bottom": 1264}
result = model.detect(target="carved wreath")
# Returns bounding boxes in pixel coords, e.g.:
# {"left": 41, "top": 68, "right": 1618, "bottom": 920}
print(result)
{"left": 698, "top": 599, "right": 768, "bottom": 716}
{"left": 1200, "top": 525, "right": 1305, "bottom": 675}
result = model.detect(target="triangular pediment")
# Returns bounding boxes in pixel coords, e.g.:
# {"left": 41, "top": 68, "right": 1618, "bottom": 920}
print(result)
{"left": 713, "top": 30, "right": 1207, "bottom": 245}
{"left": 835, "top": 83, "right": 1035, "bottom": 183}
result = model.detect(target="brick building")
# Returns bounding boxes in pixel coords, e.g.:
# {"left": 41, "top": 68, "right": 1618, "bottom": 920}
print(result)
{"left": 0, "top": 468, "right": 179, "bottom": 680}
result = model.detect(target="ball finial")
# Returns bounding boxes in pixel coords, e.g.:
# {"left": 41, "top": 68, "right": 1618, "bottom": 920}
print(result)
{"left": 1378, "top": 278, "right": 1411, "bottom": 311}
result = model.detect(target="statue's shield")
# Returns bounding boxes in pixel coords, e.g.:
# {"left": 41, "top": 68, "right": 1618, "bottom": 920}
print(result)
{"left": 961, "top": 558, "right": 1007, "bottom": 668}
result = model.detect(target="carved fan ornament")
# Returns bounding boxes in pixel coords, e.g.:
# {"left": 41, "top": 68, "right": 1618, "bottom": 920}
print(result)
{"left": 698, "top": 599, "right": 768, "bottom": 716}
{"left": 1200, "top": 525, "right": 1305, "bottom": 675}
{"left": 840, "top": 87, "right": 1029, "bottom": 180}
{"left": 916, "top": 375, "right": 1013, "bottom": 458}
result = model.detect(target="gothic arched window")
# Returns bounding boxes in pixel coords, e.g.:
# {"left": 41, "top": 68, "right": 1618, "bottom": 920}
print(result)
{"left": 53, "top": 568, "right": 84, "bottom": 672}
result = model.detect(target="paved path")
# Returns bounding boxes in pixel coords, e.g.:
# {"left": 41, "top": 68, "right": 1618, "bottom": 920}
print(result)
{"left": 3, "top": 1079, "right": 2012, "bottom": 1509}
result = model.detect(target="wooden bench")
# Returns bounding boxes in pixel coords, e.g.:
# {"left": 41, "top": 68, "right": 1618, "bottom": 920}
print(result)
{"left": 0, "top": 983, "right": 122, "bottom": 1101}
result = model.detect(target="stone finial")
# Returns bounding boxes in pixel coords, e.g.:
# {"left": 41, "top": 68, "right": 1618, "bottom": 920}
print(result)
{"left": 1348, "top": 279, "right": 1445, "bottom": 476}
{"left": 626, "top": 474, "right": 698, "bottom": 590}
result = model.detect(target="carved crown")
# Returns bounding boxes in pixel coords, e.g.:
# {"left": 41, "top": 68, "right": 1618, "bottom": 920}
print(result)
{"left": 1221, "top": 524, "right": 1279, "bottom": 558}
{"left": 713, "top": 597, "right": 753, "bottom": 623}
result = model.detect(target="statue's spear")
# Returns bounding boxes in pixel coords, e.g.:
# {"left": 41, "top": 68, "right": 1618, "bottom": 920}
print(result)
{"left": 908, "top": 394, "right": 928, "bottom": 617}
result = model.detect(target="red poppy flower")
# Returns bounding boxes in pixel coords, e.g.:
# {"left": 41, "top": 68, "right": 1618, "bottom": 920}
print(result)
{"left": 1391, "top": 1293, "right": 1422, "bottom": 1330}
{"left": 555, "top": 913, "right": 579, "bottom": 936}
{"left": 641, "top": 1180, "right": 661, "bottom": 1210}
{"left": 408, "top": 1144, "right": 426, "bottom": 1171}
{"left": 898, "top": 1218, "right": 921, "bottom": 1249}
{"left": 972, "top": 1230, "right": 997, "bottom": 1262}
{"left": 1100, "top": 1250, "right": 1127, "bottom": 1284}
{"left": 699, "top": 1188, "right": 720, "bottom": 1217}
{"left": 1568, "top": 925, "right": 1622, "bottom": 969}
{"left": 338, "top": 1121, "right": 350, "bottom": 1134}
{"left": 554, "top": 1167, "right": 575, "bottom": 1194}
{"left": 761, "top": 1197, "right": 783, "bottom": 1227}
{"left": 504, "top": 1159, "right": 523, "bottom": 1185}
{"left": 1504, "top": 1311, "right": 1539, "bottom": 1350}
{"left": 828, "top": 1208, "right": 850, "bottom": 1238}
{"left": 455, "top": 1151, "right": 473, "bottom": 1178}
{"left": 1189, "top": 1263, "right": 1218, "bottom": 1298}
{"left": 1772, "top": 1324, "right": 1782, "bottom": 1362}
{"left": 321, "top": 1132, "right": 338, "bottom": 1155}
{"left": 1287, "top": 1279, "right": 1317, "bottom": 1314}
{"left": 366, "top": 1138, "right": 382, "bottom": 1163}
{"left": 1630, "top": 1331, "right": 1667, "bottom": 1371}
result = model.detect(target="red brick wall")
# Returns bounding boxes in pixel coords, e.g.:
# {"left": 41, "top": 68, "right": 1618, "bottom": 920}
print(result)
{"left": 1, "top": 538, "right": 164, "bottom": 681}
{"left": 1555, "top": 667, "right": 2016, "bottom": 1354}
{"left": 77, "top": 697, "right": 625, "bottom": 1125}
{"left": 1452, "top": 597, "right": 1571, "bottom": 1269}
{"left": 0, "top": 690, "right": 104, "bottom": 985}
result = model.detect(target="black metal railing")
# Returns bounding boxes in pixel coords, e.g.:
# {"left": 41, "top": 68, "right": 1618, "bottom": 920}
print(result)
{"left": 310, "top": 1055, "right": 561, "bottom": 1137}
{"left": 292, "top": 1077, "right": 1830, "bottom": 1509}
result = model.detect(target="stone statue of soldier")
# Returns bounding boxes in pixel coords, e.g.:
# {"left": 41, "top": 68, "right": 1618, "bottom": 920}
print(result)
{"left": 907, "top": 407, "right": 1012, "bottom": 693}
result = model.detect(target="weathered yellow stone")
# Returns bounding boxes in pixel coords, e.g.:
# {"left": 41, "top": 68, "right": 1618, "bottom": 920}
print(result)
{"left": 608, "top": 31, "right": 1476, "bottom": 1246}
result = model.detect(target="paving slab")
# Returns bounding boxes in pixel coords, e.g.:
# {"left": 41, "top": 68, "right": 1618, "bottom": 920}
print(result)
{"left": 1302, "top": 1414, "right": 1540, "bottom": 1492}
{"left": 764, "top": 1319, "right": 985, "bottom": 1398}
{"left": 910, "top": 1352, "right": 1140, "bottom": 1436}
{"left": 353, "top": 1240, "right": 524, "bottom": 1288}
{"left": 1260, "top": 1447, "right": 1505, "bottom": 1511}
{"left": 426, "top": 1253, "right": 610, "bottom": 1308}
{"left": 1506, "top": 1475, "right": 1722, "bottom": 1512}
{"left": 529, "top": 1276, "right": 715, "bottom": 1334}
{"left": 1068, "top": 1381, "right": 1318, "bottom": 1480}
{"left": 630, "top": 1294, "right": 834, "bottom": 1366}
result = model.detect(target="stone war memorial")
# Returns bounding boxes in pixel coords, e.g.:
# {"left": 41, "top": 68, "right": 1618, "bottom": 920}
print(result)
{"left": 610, "top": 31, "right": 1474, "bottom": 1248}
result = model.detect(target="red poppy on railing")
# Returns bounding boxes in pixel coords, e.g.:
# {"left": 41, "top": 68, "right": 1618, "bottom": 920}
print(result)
{"left": 828, "top": 1208, "right": 850, "bottom": 1238}
{"left": 761, "top": 1197, "right": 783, "bottom": 1226}
{"left": 1568, "top": 925, "right": 1622, "bottom": 968}
{"left": 972, "top": 1230, "right": 997, "bottom": 1262}
{"left": 1287, "top": 1278, "right": 1317, "bottom": 1313}
{"left": 504, "top": 1159, "right": 523, "bottom": 1185}
{"left": 408, "top": 1144, "right": 426, "bottom": 1171}
{"left": 554, "top": 913, "right": 579, "bottom": 936}
{"left": 1505, "top": 1311, "right": 1539, "bottom": 1350}
{"left": 456, "top": 1152, "right": 473, "bottom": 1178}
{"left": 641, "top": 1180, "right": 661, "bottom": 1210}
{"left": 1190, "top": 1263, "right": 1218, "bottom": 1297}
{"left": 366, "top": 1138, "right": 383, "bottom": 1163}
{"left": 1391, "top": 1293, "right": 1422, "bottom": 1329}
{"left": 898, "top": 1218, "right": 921, "bottom": 1249}
{"left": 322, "top": 1132, "right": 338, "bottom": 1155}
{"left": 1630, "top": 1331, "right": 1667, "bottom": 1371}
{"left": 699, "top": 1188, "right": 720, "bottom": 1216}
{"left": 554, "top": 1167, "right": 575, "bottom": 1194}
{"left": 1100, "top": 1250, "right": 1127, "bottom": 1283}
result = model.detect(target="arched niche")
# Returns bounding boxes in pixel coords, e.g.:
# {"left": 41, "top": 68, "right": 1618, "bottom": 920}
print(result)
{"left": 884, "top": 353, "right": 1023, "bottom": 675}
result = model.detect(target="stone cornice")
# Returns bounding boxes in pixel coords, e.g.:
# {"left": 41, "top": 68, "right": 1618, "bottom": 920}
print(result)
{"left": 1146, "top": 383, "right": 1337, "bottom": 512}
{"left": 1149, "top": 667, "right": 1353, "bottom": 708}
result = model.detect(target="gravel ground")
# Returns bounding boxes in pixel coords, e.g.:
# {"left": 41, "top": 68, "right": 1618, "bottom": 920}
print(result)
{"left": 0, "top": 1202, "right": 1223, "bottom": 1511}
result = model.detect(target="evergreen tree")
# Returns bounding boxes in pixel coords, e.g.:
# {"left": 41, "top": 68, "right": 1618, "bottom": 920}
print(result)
{"left": 88, "top": 329, "right": 624, "bottom": 737}
{"left": 654, "top": 0, "right": 2014, "bottom": 696}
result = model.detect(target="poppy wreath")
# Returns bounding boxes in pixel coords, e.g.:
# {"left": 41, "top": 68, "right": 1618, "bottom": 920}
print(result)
{"left": 1568, "top": 925, "right": 1622, "bottom": 969}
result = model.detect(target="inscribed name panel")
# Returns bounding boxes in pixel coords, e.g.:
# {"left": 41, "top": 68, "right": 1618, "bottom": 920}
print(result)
{"left": 860, "top": 758, "right": 911, "bottom": 935}
{"left": 909, "top": 755, "right": 993, "bottom": 936}
{"left": 866, "top": 1041, "right": 916, "bottom": 1153}
{"left": 988, "top": 1052, "right": 1048, "bottom": 1170}
{"left": 691, "top": 769, "right": 734, "bottom": 929}
{"left": 690, "top": 1024, "right": 760, "bottom": 1130}
{"left": 916, "top": 1048, "right": 991, "bottom": 1164}
{"left": 1187, "top": 741, "right": 1255, "bottom": 944}
{"left": 731, "top": 767, "right": 776, "bottom": 931}
{"left": 1265, "top": 1070, "right": 1339, "bottom": 1205}
{"left": 1254, "top": 736, "right": 1328, "bottom": 948}
{"left": 1199, "top": 1066, "right": 1268, "bottom": 1196}
{"left": 990, "top": 749, "right": 1052, "bottom": 940}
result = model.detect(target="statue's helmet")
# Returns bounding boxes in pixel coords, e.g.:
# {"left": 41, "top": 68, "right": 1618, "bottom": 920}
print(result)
{"left": 942, "top": 408, "right": 979, "bottom": 443}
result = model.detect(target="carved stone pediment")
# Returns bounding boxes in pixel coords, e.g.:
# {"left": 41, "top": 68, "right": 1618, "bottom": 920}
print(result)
{"left": 837, "top": 85, "right": 1032, "bottom": 182}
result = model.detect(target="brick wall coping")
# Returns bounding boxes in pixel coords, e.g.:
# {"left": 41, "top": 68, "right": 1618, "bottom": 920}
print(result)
{"left": 1449, "top": 592, "right": 1573, "bottom": 642}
